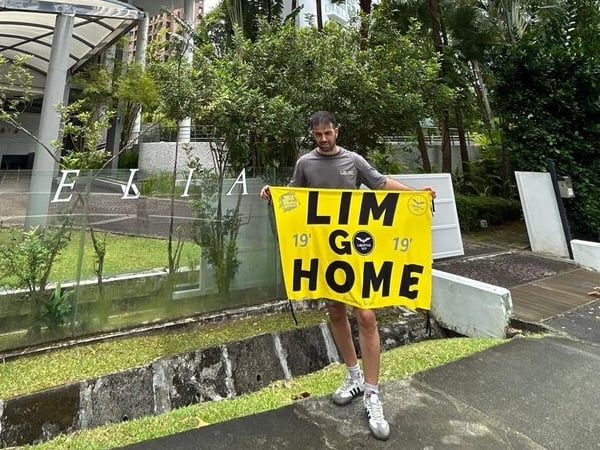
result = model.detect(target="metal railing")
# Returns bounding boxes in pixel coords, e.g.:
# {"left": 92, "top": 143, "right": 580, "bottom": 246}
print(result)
{"left": 139, "top": 124, "right": 216, "bottom": 143}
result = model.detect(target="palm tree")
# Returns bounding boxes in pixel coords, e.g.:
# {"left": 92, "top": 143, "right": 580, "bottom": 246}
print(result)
{"left": 472, "top": 0, "right": 566, "bottom": 181}
{"left": 386, "top": 0, "right": 468, "bottom": 173}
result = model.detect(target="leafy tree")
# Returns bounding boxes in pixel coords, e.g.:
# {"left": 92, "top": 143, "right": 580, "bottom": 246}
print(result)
{"left": 147, "top": 11, "right": 437, "bottom": 293}
{"left": 0, "top": 55, "right": 33, "bottom": 127}
{"left": 55, "top": 100, "right": 113, "bottom": 169}
{"left": 492, "top": 0, "right": 600, "bottom": 239}
{"left": 0, "top": 226, "right": 72, "bottom": 337}
{"left": 187, "top": 146, "right": 243, "bottom": 296}
{"left": 113, "top": 61, "right": 159, "bottom": 151}
{"left": 70, "top": 58, "right": 158, "bottom": 156}
{"left": 190, "top": 18, "right": 438, "bottom": 173}
{"left": 202, "top": 0, "right": 286, "bottom": 46}
{"left": 147, "top": 12, "right": 206, "bottom": 282}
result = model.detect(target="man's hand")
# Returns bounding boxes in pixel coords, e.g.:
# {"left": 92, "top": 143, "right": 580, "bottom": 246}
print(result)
{"left": 260, "top": 185, "right": 271, "bottom": 201}
{"left": 423, "top": 186, "right": 436, "bottom": 199}
{"left": 382, "top": 178, "right": 437, "bottom": 199}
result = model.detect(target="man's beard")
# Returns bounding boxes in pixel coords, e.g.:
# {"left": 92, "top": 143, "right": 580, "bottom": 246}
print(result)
{"left": 318, "top": 141, "right": 336, "bottom": 153}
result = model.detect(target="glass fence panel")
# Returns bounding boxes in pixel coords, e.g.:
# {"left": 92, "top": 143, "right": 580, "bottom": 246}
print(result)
{"left": 0, "top": 168, "right": 289, "bottom": 353}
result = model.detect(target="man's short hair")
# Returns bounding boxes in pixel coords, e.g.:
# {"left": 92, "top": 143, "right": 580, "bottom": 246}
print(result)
{"left": 309, "top": 111, "right": 338, "bottom": 130}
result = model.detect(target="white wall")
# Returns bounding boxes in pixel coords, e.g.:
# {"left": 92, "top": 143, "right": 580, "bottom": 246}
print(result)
{"left": 138, "top": 141, "right": 213, "bottom": 173}
{"left": 283, "top": 0, "right": 360, "bottom": 27}
{"left": 0, "top": 112, "right": 40, "bottom": 156}
{"left": 515, "top": 171, "right": 569, "bottom": 258}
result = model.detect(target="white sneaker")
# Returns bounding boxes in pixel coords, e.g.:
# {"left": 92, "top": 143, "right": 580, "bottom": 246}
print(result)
{"left": 331, "top": 372, "right": 364, "bottom": 406}
{"left": 364, "top": 391, "right": 390, "bottom": 440}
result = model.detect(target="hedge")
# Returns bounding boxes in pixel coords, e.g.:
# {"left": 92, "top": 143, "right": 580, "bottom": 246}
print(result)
{"left": 455, "top": 194, "right": 522, "bottom": 232}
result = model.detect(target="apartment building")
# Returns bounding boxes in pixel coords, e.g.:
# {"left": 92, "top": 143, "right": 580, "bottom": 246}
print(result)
{"left": 127, "top": 1, "right": 204, "bottom": 62}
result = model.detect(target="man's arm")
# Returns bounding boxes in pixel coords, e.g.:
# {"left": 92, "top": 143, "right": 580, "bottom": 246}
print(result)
{"left": 380, "top": 177, "right": 436, "bottom": 198}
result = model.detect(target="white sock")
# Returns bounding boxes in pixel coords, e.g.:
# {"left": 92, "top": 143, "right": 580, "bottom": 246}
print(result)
{"left": 364, "top": 383, "right": 379, "bottom": 395}
{"left": 347, "top": 363, "right": 362, "bottom": 380}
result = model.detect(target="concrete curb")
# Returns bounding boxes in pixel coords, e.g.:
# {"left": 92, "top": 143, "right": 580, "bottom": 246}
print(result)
{"left": 431, "top": 269, "right": 512, "bottom": 338}
{"left": 0, "top": 312, "right": 439, "bottom": 447}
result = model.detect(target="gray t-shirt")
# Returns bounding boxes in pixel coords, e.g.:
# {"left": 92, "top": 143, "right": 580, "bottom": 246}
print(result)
{"left": 289, "top": 147, "right": 386, "bottom": 190}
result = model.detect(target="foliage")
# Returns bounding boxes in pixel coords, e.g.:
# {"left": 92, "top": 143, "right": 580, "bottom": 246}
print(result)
{"left": 42, "top": 283, "right": 73, "bottom": 331}
{"left": 55, "top": 100, "right": 113, "bottom": 169}
{"left": 203, "top": 0, "right": 287, "bottom": 47}
{"left": 0, "top": 226, "right": 71, "bottom": 293}
{"left": 367, "top": 143, "right": 409, "bottom": 175}
{"left": 0, "top": 54, "right": 33, "bottom": 124}
{"left": 185, "top": 16, "right": 438, "bottom": 173}
{"left": 71, "top": 59, "right": 158, "bottom": 152}
{"left": 455, "top": 193, "right": 522, "bottom": 232}
{"left": 140, "top": 171, "right": 185, "bottom": 197}
{"left": 147, "top": 49, "right": 201, "bottom": 124}
{"left": 453, "top": 130, "right": 515, "bottom": 196}
{"left": 0, "top": 226, "right": 72, "bottom": 336}
{"left": 70, "top": 63, "right": 112, "bottom": 109}
{"left": 187, "top": 159, "right": 242, "bottom": 296}
{"left": 113, "top": 61, "right": 159, "bottom": 150}
{"left": 117, "top": 150, "right": 139, "bottom": 169}
{"left": 491, "top": 0, "right": 600, "bottom": 240}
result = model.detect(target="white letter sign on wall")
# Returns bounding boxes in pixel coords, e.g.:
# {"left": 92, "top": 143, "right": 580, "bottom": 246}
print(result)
{"left": 52, "top": 170, "right": 80, "bottom": 203}
{"left": 226, "top": 168, "right": 248, "bottom": 196}
{"left": 121, "top": 169, "right": 141, "bottom": 199}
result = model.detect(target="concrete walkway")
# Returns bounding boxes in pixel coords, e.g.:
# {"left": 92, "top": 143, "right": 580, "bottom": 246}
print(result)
{"left": 121, "top": 229, "right": 600, "bottom": 450}
{"left": 121, "top": 305, "right": 600, "bottom": 450}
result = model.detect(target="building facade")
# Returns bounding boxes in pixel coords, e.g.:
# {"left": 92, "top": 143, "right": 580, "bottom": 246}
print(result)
{"left": 127, "top": 1, "right": 204, "bottom": 61}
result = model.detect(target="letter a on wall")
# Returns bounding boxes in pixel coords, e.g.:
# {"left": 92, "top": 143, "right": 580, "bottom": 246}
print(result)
{"left": 270, "top": 187, "right": 433, "bottom": 310}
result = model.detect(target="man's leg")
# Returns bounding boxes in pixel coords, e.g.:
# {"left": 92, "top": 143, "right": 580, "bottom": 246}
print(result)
{"left": 327, "top": 302, "right": 357, "bottom": 366}
{"left": 355, "top": 307, "right": 390, "bottom": 441}
{"left": 354, "top": 308, "right": 380, "bottom": 385}
{"left": 327, "top": 302, "right": 364, "bottom": 406}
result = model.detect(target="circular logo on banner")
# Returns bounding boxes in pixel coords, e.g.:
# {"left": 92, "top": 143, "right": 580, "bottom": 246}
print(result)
{"left": 408, "top": 194, "right": 428, "bottom": 216}
{"left": 353, "top": 231, "right": 374, "bottom": 255}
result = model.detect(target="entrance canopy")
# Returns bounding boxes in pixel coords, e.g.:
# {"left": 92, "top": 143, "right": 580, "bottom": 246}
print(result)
{"left": 0, "top": 0, "right": 145, "bottom": 95}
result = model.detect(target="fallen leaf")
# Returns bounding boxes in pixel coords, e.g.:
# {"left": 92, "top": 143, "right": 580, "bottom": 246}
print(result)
{"left": 291, "top": 391, "right": 310, "bottom": 401}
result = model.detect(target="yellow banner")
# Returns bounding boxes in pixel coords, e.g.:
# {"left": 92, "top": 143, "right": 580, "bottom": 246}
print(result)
{"left": 270, "top": 187, "right": 432, "bottom": 310}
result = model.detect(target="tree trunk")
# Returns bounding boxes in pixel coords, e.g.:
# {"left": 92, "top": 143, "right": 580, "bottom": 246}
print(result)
{"left": 358, "top": 0, "right": 372, "bottom": 48}
{"left": 416, "top": 123, "right": 432, "bottom": 173}
{"left": 428, "top": 0, "right": 452, "bottom": 173}
{"left": 470, "top": 59, "right": 495, "bottom": 135}
{"left": 441, "top": 110, "right": 452, "bottom": 173}
{"left": 428, "top": 0, "right": 444, "bottom": 52}
{"left": 316, "top": 0, "right": 323, "bottom": 30}
{"left": 455, "top": 104, "right": 470, "bottom": 179}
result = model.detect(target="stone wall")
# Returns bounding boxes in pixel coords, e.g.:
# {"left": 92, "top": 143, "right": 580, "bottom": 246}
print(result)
{"left": 0, "top": 307, "right": 441, "bottom": 447}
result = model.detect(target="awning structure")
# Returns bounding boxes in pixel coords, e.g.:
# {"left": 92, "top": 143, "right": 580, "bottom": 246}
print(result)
{"left": 0, "top": 0, "right": 145, "bottom": 95}
{"left": 0, "top": 1, "right": 146, "bottom": 229}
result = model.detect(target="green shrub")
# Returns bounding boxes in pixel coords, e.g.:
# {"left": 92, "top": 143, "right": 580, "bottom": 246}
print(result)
{"left": 42, "top": 283, "right": 73, "bottom": 331}
{"left": 140, "top": 171, "right": 184, "bottom": 197}
{"left": 455, "top": 194, "right": 522, "bottom": 232}
{"left": 118, "top": 150, "right": 139, "bottom": 169}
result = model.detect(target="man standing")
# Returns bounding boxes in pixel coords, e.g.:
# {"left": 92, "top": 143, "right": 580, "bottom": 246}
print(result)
{"left": 260, "top": 111, "right": 435, "bottom": 440}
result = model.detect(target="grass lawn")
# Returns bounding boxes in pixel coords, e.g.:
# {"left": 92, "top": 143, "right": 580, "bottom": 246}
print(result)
{"left": 7, "top": 311, "right": 506, "bottom": 450}
{"left": 0, "top": 229, "right": 201, "bottom": 285}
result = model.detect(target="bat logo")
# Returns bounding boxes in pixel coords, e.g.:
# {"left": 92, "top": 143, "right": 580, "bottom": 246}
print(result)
{"left": 353, "top": 231, "right": 374, "bottom": 255}
{"left": 408, "top": 194, "right": 428, "bottom": 216}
